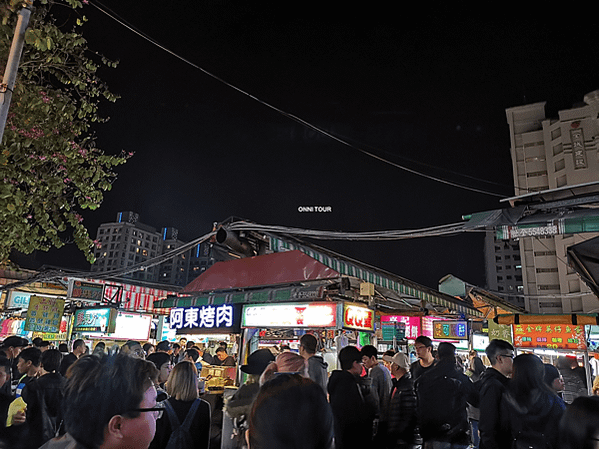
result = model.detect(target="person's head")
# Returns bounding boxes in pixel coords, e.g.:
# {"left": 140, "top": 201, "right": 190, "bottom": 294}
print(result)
{"left": 63, "top": 354, "right": 160, "bottom": 449}
{"left": 59, "top": 343, "right": 68, "bottom": 353}
{"left": 360, "top": 345, "right": 379, "bottom": 369}
{"left": 147, "top": 352, "right": 172, "bottom": 384}
{"left": 338, "top": 346, "right": 362, "bottom": 376}
{"left": 121, "top": 340, "right": 144, "bottom": 358}
{"left": 299, "top": 334, "right": 318, "bottom": 359}
{"left": 39, "top": 340, "right": 51, "bottom": 352}
{"left": 469, "top": 350, "right": 477, "bottom": 359}
{"left": 382, "top": 349, "right": 396, "bottom": 370}
{"left": 185, "top": 341, "right": 195, "bottom": 349}
{"left": 17, "top": 346, "right": 42, "bottom": 375}
{"left": 156, "top": 340, "right": 171, "bottom": 354}
{"left": 0, "top": 357, "right": 11, "bottom": 388}
{"left": 510, "top": 353, "right": 554, "bottom": 407}
{"left": 260, "top": 351, "right": 308, "bottom": 385}
{"left": 215, "top": 346, "right": 229, "bottom": 361}
{"left": 557, "top": 355, "right": 578, "bottom": 370}
{"left": 172, "top": 343, "right": 181, "bottom": 356}
{"left": 241, "top": 349, "right": 276, "bottom": 377}
{"left": 485, "top": 339, "right": 514, "bottom": 376}
{"left": 166, "top": 361, "right": 199, "bottom": 401}
{"left": 41, "top": 348, "right": 63, "bottom": 374}
{"left": 248, "top": 374, "right": 334, "bottom": 449}
{"left": 72, "top": 339, "right": 86, "bottom": 356}
{"left": 1, "top": 335, "right": 27, "bottom": 359}
{"left": 143, "top": 343, "right": 155, "bottom": 357}
{"left": 414, "top": 336, "right": 433, "bottom": 361}
{"left": 559, "top": 396, "right": 599, "bottom": 449}
{"left": 178, "top": 338, "right": 187, "bottom": 347}
{"left": 184, "top": 348, "right": 200, "bottom": 363}
{"left": 383, "top": 352, "right": 410, "bottom": 379}
{"left": 437, "top": 342, "right": 456, "bottom": 363}
{"left": 32, "top": 337, "right": 44, "bottom": 347}
{"left": 544, "top": 364, "right": 564, "bottom": 394}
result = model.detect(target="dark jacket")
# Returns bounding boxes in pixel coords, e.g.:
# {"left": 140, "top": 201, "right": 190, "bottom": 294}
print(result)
{"left": 327, "top": 370, "right": 377, "bottom": 449}
{"left": 415, "top": 359, "right": 475, "bottom": 444}
{"left": 386, "top": 373, "right": 418, "bottom": 447}
{"left": 20, "top": 373, "right": 66, "bottom": 449}
{"left": 500, "top": 389, "right": 565, "bottom": 449}
{"left": 38, "top": 433, "right": 86, "bottom": 449}
{"left": 0, "top": 390, "right": 26, "bottom": 448}
{"left": 149, "top": 397, "right": 211, "bottom": 449}
{"left": 478, "top": 367, "right": 510, "bottom": 449}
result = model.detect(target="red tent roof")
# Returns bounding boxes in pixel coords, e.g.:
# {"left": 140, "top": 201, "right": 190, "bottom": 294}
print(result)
{"left": 181, "top": 250, "right": 341, "bottom": 294}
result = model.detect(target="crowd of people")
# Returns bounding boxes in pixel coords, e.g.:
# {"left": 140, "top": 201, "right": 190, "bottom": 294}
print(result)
{"left": 0, "top": 332, "right": 598, "bottom": 449}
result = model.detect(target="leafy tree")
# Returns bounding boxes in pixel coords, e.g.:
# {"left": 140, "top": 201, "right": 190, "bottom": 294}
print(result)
{"left": 0, "top": 0, "right": 131, "bottom": 264}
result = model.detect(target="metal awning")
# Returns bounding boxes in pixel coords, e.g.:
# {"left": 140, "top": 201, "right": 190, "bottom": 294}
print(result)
{"left": 567, "top": 236, "right": 599, "bottom": 299}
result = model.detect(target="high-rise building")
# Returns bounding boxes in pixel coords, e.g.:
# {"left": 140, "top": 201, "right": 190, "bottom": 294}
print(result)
{"left": 501, "top": 91, "right": 599, "bottom": 313}
{"left": 90, "top": 212, "right": 214, "bottom": 286}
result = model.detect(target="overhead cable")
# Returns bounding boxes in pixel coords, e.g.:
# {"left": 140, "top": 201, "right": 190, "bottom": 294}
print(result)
{"left": 87, "top": 0, "right": 507, "bottom": 199}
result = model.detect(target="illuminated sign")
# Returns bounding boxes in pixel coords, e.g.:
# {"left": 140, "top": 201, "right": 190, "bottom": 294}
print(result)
{"left": 242, "top": 303, "right": 337, "bottom": 328}
{"left": 73, "top": 308, "right": 117, "bottom": 333}
{"left": 513, "top": 323, "right": 586, "bottom": 350}
{"left": 7, "top": 291, "right": 33, "bottom": 309}
{"left": 488, "top": 319, "right": 513, "bottom": 344}
{"left": 170, "top": 304, "right": 236, "bottom": 331}
{"left": 381, "top": 315, "right": 421, "bottom": 339}
{"left": 24, "top": 296, "right": 65, "bottom": 333}
{"left": 433, "top": 320, "right": 468, "bottom": 340}
{"left": 343, "top": 304, "right": 374, "bottom": 332}
{"left": 68, "top": 280, "right": 105, "bottom": 302}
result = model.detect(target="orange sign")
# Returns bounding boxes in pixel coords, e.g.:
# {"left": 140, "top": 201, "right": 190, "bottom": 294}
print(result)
{"left": 513, "top": 323, "right": 586, "bottom": 350}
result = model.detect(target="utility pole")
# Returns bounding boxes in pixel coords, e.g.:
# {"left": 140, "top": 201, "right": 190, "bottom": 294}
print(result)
{"left": 0, "top": 3, "right": 33, "bottom": 144}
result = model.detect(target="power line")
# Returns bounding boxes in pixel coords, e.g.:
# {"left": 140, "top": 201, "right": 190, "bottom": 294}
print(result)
{"left": 87, "top": 0, "right": 507, "bottom": 199}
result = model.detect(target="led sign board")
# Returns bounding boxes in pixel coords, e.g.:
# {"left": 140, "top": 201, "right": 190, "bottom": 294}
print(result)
{"left": 342, "top": 304, "right": 374, "bottom": 332}
{"left": 73, "top": 308, "right": 117, "bottom": 333}
{"left": 433, "top": 320, "right": 468, "bottom": 340}
{"left": 242, "top": 303, "right": 337, "bottom": 328}
{"left": 513, "top": 323, "right": 586, "bottom": 350}
{"left": 170, "top": 304, "right": 239, "bottom": 332}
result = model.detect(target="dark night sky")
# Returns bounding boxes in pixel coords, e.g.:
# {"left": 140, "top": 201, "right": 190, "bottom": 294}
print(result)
{"left": 33, "top": 2, "right": 599, "bottom": 290}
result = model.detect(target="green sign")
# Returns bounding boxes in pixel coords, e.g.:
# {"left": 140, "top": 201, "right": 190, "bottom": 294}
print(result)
{"left": 381, "top": 322, "right": 405, "bottom": 341}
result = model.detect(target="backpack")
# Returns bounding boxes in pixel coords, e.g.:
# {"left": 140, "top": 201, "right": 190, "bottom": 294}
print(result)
{"left": 164, "top": 399, "right": 201, "bottom": 449}
{"left": 415, "top": 372, "right": 468, "bottom": 441}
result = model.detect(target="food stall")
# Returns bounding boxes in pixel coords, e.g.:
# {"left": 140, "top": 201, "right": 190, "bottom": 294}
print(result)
{"left": 494, "top": 313, "right": 598, "bottom": 394}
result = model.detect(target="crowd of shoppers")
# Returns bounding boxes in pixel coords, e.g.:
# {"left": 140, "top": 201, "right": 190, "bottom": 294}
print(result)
{"left": 1, "top": 333, "right": 598, "bottom": 449}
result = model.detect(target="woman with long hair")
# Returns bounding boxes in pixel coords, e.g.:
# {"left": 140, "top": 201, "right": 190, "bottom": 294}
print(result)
{"left": 149, "top": 361, "right": 211, "bottom": 449}
{"left": 501, "top": 353, "right": 565, "bottom": 449}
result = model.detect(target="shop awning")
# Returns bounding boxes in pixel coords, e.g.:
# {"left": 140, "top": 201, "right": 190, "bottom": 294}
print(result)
{"left": 494, "top": 313, "right": 599, "bottom": 325}
{"left": 180, "top": 250, "right": 340, "bottom": 294}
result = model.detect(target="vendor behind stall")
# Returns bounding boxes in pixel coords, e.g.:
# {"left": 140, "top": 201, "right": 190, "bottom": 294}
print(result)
{"left": 215, "top": 347, "right": 236, "bottom": 366}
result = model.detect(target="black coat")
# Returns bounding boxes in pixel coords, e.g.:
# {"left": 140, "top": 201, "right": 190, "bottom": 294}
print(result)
{"left": 20, "top": 373, "right": 66, "bottom": 449}
{"left": 478, "top": 367, "right": 510, "bottom": 449}
{"left": 327, "top": 370, "right": 377, "bottom": 449}
{"left": 500, "top": 389, "right": 565, "bottom": 449}
{"left": 149, "top": 398, "right": 211, "bottom": 449}
{"left": 386, "top": 374, "right": 418, "bottom": 446}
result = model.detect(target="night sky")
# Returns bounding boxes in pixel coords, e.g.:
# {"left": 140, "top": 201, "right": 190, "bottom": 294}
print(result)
{"left": 32, "top": 2, "right": 599, "bottom": 290}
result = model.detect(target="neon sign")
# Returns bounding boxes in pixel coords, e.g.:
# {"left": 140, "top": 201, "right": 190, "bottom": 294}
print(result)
{"left": 170, "top": 304, "right": 235, "bottom": 330}
{"left": 343, "top": 304, "right": 374, "bottom": 332}
{"left": 242, "top": 303, "right": 337, "bottom": 328}
{"left": 433, "top": 320, "right": 468, "bottom": 340}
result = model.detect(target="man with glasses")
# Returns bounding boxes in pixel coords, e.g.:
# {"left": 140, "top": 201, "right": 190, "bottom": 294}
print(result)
{"left": 479, "top": 339, "right": 514, "bottom": 449}
{"left": 39, "top": 353, "right": 161, "bottom": 449}
{"left": 410, "top": 336, "right": 436, "bottom": 381}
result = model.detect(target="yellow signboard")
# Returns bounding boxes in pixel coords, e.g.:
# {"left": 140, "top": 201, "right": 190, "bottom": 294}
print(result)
{"left": 24, "top": 296, "right": 65, "bottom": 333}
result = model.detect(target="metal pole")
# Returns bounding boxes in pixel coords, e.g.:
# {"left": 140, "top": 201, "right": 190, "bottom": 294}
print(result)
{"left": 0, "top": 4, "right": 32, "bottom": 144}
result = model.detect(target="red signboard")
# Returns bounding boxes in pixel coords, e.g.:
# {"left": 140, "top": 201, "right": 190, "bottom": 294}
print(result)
{"left": 513, "top": 323, "right": 586, "bottom": 350}
{"left": 343, "top": 304, "right": 374, "bottom": 332}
